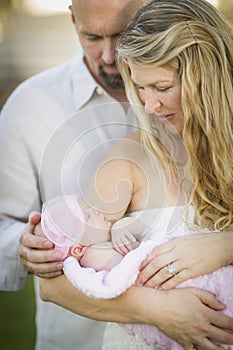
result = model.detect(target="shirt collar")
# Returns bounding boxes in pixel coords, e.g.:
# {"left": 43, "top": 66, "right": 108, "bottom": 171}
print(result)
{"left": 70, "top": 47, "right": 103, "bottom": 111}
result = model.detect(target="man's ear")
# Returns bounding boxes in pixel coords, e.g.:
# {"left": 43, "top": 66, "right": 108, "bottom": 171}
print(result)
{"left": 68, "top": 5, "right": 76, "bottom": 25}
{"left": 70, "top": 244, "right": 87, "bottom": 258}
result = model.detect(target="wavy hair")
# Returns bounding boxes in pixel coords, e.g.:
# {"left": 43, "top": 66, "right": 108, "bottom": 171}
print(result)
{"left": 117, "top": 0, "right": 233, "bottom": 230}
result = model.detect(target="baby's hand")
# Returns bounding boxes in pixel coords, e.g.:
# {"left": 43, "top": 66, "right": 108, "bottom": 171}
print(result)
{"left": 111, "top": 229, "right": 138, "bottom": 255}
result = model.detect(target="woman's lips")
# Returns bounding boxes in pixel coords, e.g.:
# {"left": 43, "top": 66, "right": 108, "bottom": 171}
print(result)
{"left": 158, "top": 114, "right": 175, "bottom": 122}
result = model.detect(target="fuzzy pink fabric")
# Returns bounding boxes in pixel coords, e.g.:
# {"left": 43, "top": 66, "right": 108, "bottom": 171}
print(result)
{"left": 123, "top": 261, "right": 233, "bottom": 349}
{"left": 42, "top": 196, "right": 233, "bottom": 350}
{"left": 63, "top": 237, "right": 233, "bottom": 350}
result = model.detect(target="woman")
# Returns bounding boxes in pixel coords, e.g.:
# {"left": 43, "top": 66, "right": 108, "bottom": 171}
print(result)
{"left": 102, "top": 0, "right": 233, "bottom": 348}
{"left": 116, "top": 0, "right": 233, "bottom": 289}
{"left": 39, "top": 0, "right": 233, "bottom": 349}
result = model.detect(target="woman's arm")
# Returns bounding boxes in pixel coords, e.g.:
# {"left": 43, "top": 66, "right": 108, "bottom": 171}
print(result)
{"left": 136, "top": 231, "right": 233, "bottom": 289}
{"left": 40, "top": 276, "right": 233, "bottom": 350}
{"left": 83, "top": 147, "right": 134, "bottom": 221}
{"left": 83, "top": 133, "right": 145, "bottom": 221}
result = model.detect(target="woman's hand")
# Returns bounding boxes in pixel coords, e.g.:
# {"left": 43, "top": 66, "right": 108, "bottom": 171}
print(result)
{"left": 18, "top": 212, "right": 64, "bottom": 278}
{"left": 136, "top": 231, "right": 233, "bottom": 288}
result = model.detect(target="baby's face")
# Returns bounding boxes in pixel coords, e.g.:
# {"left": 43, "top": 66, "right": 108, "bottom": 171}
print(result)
{"left": 80, "top": 208, "right": 112, "bottom": 245}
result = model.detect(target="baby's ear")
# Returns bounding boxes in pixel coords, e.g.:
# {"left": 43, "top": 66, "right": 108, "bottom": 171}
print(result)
{"left": 70, "top": 244, "right": 87, "bottom": 258}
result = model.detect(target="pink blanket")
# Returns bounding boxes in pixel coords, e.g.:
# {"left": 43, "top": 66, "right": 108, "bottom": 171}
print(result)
{"left": 63, "top": 239, "right": 233, "bottom": 350}
{"left": 41, "top": 196, "right": 233, "bottom": 350}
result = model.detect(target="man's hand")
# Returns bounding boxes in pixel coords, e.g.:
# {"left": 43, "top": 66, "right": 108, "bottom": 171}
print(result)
{"left": 18, "top": 211, "right": 64, "bottom": 278}
{"left": 39, "top": 275, "right": 233, "bottom": 350}
{"left": 151, "top": 287, "right": 233, "bottom": 350}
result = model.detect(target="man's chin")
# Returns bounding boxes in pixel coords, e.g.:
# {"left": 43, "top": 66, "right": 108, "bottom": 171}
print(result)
{"left": 100, "top": 72, "right": 125, "bottom": 90}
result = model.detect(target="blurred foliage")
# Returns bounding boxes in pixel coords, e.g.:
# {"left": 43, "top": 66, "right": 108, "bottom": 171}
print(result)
{"left": 218, "top": 0, "right": 233, "bottom": 25}
{"left": 0, "top": 276, "right": 36, "bottom": 350}
{"left": 0, "top": 0, "right": 232, "bottom": 25}
{"left": 0, "top": 0, "right": 24, "bottom": 12}
{"left": 0, "top": 0, "right": 25, "bottom": 20}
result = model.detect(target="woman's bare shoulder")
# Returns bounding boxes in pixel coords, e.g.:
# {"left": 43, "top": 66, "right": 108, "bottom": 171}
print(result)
{"left": 105, "top": 131, "right": 141, "bottom": 158}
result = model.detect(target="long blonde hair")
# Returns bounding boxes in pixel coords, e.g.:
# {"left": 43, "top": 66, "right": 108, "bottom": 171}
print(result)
{"left": 117, "top": 0, "right": 233, "bottom": 230}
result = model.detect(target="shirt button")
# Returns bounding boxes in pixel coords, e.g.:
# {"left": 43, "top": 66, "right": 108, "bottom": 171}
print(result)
{"left": 96, "top": 87, "right": 103, "bottom": 95}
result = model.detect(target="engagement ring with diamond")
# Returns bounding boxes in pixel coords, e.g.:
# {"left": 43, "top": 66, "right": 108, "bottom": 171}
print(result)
{"left": 166, "top": 263, "right": 178, "bottom": 276}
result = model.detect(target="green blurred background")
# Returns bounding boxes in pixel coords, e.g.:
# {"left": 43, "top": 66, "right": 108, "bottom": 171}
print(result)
{"left": 0, "top": 276, "right": 36, "bottom": 349}
{"left": 0, "top": 2, "right": 76, "bottom": 349}
{"left": 0, "top": 1, "right": 232, "bottom": 349}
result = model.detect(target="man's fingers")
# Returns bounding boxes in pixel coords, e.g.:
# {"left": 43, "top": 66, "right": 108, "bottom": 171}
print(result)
{"left": 20, "top": 257, "right": 64, "bottom": 276}
{"left": 20, "top": 230, "right": 53, "bottom": 249}
{"left": 20, "top": 212, "right": 42, "bottom": 240}
{"left": 20, "top": 246, "right": 63, "bottom": 264}
{"left": 192, "top": 288, "right": 225, "bottom": 310}
{"left": 37, "top": 271, "right": 63, "bottom": 279}
{"left": 28, "top": 211, "right": 41, "bottom": 225}
{"left": 18, "top": 213, "right": 64, "bottom": 278}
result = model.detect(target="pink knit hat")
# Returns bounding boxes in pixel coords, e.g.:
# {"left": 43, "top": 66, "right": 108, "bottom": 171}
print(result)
{"left": 41, "top": 195, "right": 85, "bottom": 258}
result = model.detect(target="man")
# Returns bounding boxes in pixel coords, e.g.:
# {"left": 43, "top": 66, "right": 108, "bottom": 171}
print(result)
{"left": 1, "top": 1, "right": 233, "bottom": 350}
{"left": 0, "top": 1, "right": 149, "bottom": 349}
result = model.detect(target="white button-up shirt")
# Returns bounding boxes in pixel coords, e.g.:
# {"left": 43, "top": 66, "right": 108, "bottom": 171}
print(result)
{"left": 0, "top": 47, "right": 136, "bottom": 350}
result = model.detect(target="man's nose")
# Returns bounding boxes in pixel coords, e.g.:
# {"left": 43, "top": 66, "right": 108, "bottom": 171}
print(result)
{"left": 102, "top": 38, "right": 115, "bottom": 65}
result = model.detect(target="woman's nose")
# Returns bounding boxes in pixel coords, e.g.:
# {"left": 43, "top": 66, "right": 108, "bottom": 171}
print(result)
{"left": 144, "top": 91, "right": 162, "bottom": 114}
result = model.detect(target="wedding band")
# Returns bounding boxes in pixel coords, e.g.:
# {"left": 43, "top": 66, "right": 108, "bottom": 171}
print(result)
{"left": 166, "top": 263, "right": 178, "bottom": 276}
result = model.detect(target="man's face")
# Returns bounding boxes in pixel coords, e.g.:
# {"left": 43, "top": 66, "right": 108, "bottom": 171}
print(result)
{"left": 70, "top": 0, "right": 137, "bottom": 91}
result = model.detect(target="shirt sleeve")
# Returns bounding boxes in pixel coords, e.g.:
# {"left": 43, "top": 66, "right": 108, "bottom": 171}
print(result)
{"left": 0, "top": 219, "right": 27, "bottom": 290}
{"left": 0, "top": 85, "right": 41, "bottom": 290}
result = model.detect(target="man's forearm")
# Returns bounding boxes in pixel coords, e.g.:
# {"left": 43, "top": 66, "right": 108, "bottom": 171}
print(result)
{"left": 40, "top": 275, "right": 157, "bottom": 324}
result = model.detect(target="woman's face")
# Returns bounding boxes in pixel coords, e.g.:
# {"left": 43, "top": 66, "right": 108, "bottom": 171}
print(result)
{"left": 129, "top": 62, "right": 184, "bottom": 135}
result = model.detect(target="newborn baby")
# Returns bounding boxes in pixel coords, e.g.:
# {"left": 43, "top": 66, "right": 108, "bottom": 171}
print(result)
{"left": 41, "top": 195, "right": 141, "bottom": 271}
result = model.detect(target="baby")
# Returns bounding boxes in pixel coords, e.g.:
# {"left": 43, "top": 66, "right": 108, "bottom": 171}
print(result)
{"left": 41, "top": 195, "right": 142, "bottom": 272}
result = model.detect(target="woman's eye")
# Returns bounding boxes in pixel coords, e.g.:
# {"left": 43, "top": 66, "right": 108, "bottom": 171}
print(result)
{"left": 155, "top": 86, "right": 171, "bottom": 92}
{"left": 136, "top": 85, "right": 171, "bottom": 92}
{"left": 136, "top": 86, "right": 145, "bottom": 92}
